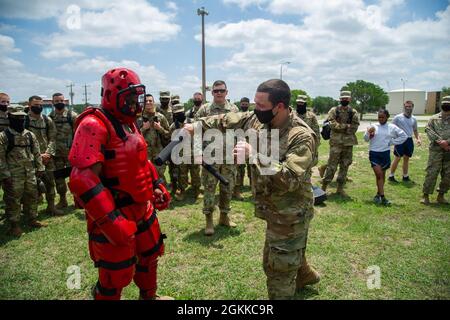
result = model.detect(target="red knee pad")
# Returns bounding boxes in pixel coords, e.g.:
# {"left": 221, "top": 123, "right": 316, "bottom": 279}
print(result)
{"left": 135, "top": 211, "right": 166, "bottom": 257}
{"left": 134, "top": 257, "right": 158, "bottom": 297}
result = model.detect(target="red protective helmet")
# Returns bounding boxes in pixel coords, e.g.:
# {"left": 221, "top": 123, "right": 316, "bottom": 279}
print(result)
{"left": 101, "top": 68, "right": 146, "bottom": 123}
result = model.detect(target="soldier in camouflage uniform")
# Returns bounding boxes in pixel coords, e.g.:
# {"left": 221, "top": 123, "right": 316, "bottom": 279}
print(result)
{"left": 26, "top": 95, "right": 62, "bottom": 215}
{"left": 321, "top": 90, "right": 360, "bottom": 196}
{"left": 186, "top": 79, "right": 320, "bottom": 299}
{"left": 186, "top": 92, "right": 204, "bottom": 199}
{"left": 195, "top": 80, "right": 239, "bottom": 236}
{"left": 0, "top": 93, "right": 10, "bottom": 132}
{"left": 168, "top": 104, "right": 201, "bottom": 201}
{"left": 48, "top": 93, "right": 78, "bottom": 209}
{"left": 171, "top": 94, "right": 181, "bottom": 106}
{"left": 295, "top": 95, "right": 320, "bottom": 139}
{"left": 234, "top": 97, "right": 252, "bottom": 200}
{"left": 421, "top": 96, "right": 450, "bottom": 205}
{"left": 139, "top": 94, "right": 170, "bottom": 182}
{"left": 0, "top": 105, "right": 45, "bottom": 236}
{"left": 157, "top": 91, "right": 173, "bottom": 126}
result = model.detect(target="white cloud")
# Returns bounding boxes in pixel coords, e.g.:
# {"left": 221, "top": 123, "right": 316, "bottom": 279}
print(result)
{"left": 223, "top": 0, "right": 269, "bottom": 9}
{"left": 17, "top": 0, "right": 181, "bottom": 59}
{"left": 208, "top": 1, "right": 450, "bottom": 98}
{"left": 0, "top": 35, "right": 21, "bottom": 54}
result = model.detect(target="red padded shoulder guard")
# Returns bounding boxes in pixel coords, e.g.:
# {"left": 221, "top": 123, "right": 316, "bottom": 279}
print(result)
{"left": 69, "top": 113, "right": 108, "bottom": 169}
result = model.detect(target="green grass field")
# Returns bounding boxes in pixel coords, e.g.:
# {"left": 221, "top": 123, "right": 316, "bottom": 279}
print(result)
{"left": 0, "top": 129, "right": 449, "bottom": 300}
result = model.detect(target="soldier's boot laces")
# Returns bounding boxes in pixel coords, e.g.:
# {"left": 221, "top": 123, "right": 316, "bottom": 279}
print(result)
{"left": 296, "top": 258, "right": 321, "bottom": 290}
{"left": 46, "top": 199, "right": 64, "bottom": 216}
{"left": 437, "top": 193, "right": 449, "bottom": 204}
{"left": 56, "top": 195, "right": 68, "bottom": 209}
{"left": 420, "top": 193, "right": 430, "bottom": 205}
{"left": 204, "top": 213, "right": 214, "bottom": 236}
{"left": 233, "top": 188, "right": 244, "bottom": 201}
{"left": 9, "top": 223, "right": 23, "bottom": 237}
{"left": 336, "top": 184, "right": 348, "bottom": 197}
{"left": 219, "top": 212, "right": 237, "bottom": 228}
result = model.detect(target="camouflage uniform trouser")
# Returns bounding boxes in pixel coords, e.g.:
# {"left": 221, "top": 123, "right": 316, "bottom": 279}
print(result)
{"left": 422, "top": 149, "right": 450, "bottom": 195}
{"left": 3, "top": 168, "right": 38, "bottom": 223}
{"left": 235, "top": 164, "right": 251, "bottom": 188}
{"left": 41, "top": 167, "right": 56, "bottom": 202}
{"left": 179, "top": 164, "right": 201, "bottom": 191}
{"left": 323, "top": 145, "right": 353, "bottom": 185}
{"left": 150, "top": 158, "right": 167, "bottom": 184}
{"left": 202, "top": 164, "right": 235, "bottom": 215}
{"left": 54, "top": 156, "right": 70, "bottom": 197}
{"left": 262, "top": 215, "right": 312, "bottom": 300}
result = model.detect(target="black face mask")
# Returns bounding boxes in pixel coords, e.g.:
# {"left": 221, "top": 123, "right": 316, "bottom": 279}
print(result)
{"left": 442, "top": 104, "right": 450, "bottom": 112}
{"left": 0, "top": 104, "right": 7, "bottom": 112}
{"left": 31, "top": 106, "right": 43, "bottom": 114}
{"left": 296, "top": 103, "right": 307, "bottom": 115}
{"left": 255, "top": 107, "right": 277, "bottom": 124}
{"left": 193, "top": 100, "right": 202, "bottom": 107}
{"left": 241, "top": 107, "right": 249, "bottom": 112}
{"left": 54, "top": 103, "right": 65, "bottom": 110}
{"left": 174, "top": 113, "right": 186, "bottom": 123}
{"left": 9, "top": 117, "right": 25, "bottom": 133}
{"left": 160, "top": 101, "right": 169, "bottom": 108}
{"left": 340, "top": 100, "right": 350, "bottom": 107}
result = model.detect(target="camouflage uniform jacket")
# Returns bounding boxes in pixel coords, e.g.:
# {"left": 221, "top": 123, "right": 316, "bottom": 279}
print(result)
{"left": 26, "top": 113, "right": 57, "bottom": 157}
{"left": 49, "top": 109, "right": 78, "bottom": 158}
{"left": 196, "top": 110, "right": 317, "bottom": 227}
{"left": 157, "top": 105, "right": 173, "bottom": 126}
{"left": 140, "top": 111, "right": 170, "bottom": 160}
{"left": 0, "top": 128, "right": 44, "bottom": 180}
{"left": 297, "top": 110, "right": 320, "bottom": 143}
{"left": 327, "top": 106, "right": 360, "bottom": 146}
{"left": 425, "top": 112, "right": 450, "bottom": 152}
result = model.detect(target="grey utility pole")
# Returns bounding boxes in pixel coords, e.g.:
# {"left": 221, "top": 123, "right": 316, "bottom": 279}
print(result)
{"left": 66, "top": 83, "right": 75, "bottom": 107}
{"left": 197, "top": 7, "right": 209, "bottom": 102}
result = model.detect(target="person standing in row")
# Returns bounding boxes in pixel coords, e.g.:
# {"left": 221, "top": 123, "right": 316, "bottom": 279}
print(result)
{"left": 49, "top": 93, "right": 78, "bottom": 209}
{"left": 321, "top": 90, "right": 360, "bottom": 197}
{"left": 365, "top": 109, "right": 407, "bottom": 205}
{"left": 421, "top": 96, "right": 450, "bottom": 205}
{"left": 389, "top": 100, "right": 422, "bottom": 183}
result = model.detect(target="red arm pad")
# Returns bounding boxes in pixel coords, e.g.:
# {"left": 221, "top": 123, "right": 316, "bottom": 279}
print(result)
{"left": 69, "top": 167, "right": 137, "bottom": 246}
{"left": 69, "top": 115, "right": 108, "bottom": 169}
{"left": 68, "top": 167, "right": 115, "bottom": 220}
{"left": 148, "top": 160, "right": 171, "bottom": 210}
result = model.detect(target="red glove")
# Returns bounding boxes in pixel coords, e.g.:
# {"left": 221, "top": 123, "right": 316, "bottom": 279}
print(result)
{"left": 153, "top": 181, "right": 171, "bottom": 211}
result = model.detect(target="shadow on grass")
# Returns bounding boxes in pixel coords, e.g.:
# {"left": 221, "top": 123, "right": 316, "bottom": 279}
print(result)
{"left": 325, "top": 193, "right": 355, "bottom": 204}
{"left": 0, "top": 218, "right": 45, "bottom": 246}
{"left": 183, "top": 225, "right": 242, "bottom": 249}
{"left": 295, "top": 286, "right": 320, "bottom": 300}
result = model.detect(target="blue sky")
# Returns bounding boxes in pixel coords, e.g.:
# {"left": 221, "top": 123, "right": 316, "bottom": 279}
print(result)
{"left": 1, "top": 0, "right": 449, "bottom": 104}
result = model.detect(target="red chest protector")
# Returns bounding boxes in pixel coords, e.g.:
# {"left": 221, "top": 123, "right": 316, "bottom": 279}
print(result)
{"left": 69, "top": 107, "right": 154, "bottom": 205}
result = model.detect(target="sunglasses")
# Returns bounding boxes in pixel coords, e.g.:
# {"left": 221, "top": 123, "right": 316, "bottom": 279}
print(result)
{"left": 212, "top": 89, "right": 226, "bottom": 94}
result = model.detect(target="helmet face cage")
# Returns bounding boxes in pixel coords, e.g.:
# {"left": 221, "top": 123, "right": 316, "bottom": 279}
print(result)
{"left": 116, "top": 84, "right": 146, "bottom": 117}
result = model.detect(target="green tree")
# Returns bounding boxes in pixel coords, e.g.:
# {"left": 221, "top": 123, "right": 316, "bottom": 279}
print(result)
{"left": 184, "top": 98, "right": 194, "bottom": 112}
{"left": 442, "top": 86, "right": 450, "bottom": 97}
{"left": 71, "top": 104, "right": 87, "bottom": 114}
{"left": 312, "top": 96, "right": 338, "bottom": 115}
{"left": 290, "top": 89, "right": 312, "bottom": 108}
{"left": 342, "top": 80, "right": 389, "bottom": 120}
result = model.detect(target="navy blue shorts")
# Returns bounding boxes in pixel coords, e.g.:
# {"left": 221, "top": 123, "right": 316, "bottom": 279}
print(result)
{"left": 369, "top": 150, "right": 391, "bottom": 170}
{"left": 394, "top": 137, "right": 414, "bottom": 158}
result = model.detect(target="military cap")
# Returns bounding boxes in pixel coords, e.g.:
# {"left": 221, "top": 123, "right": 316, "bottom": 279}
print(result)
{"left": 172, "top": 103, "right": 185, "bottom": 114}
{"left": 441, "top": 95, "right": 450, "bottom": 105}
{"left": 171, "top": 94, "right": 181, "bottom": 102}
{"left": 340, "top": 91, "right": 352, "bottom": 99}
{"left": 296, "top": 95, "right": 307, "bottom": 103}
{"left": 7, "top": 104, "right": 27, "bottom": 116}
{"left": 160, "top": 91, "right": 171, "bottom": 99}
